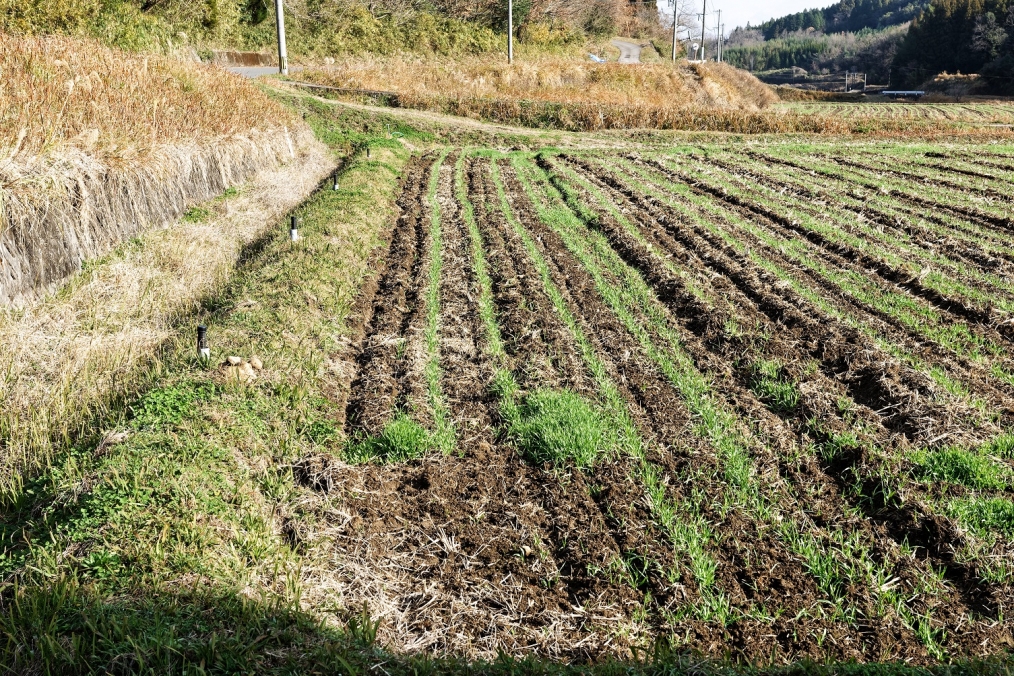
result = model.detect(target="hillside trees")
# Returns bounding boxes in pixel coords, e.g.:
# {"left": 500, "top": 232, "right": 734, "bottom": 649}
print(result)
{"left": 0, "top": 0, "right": 639, "bottom": 52}
{"left": 891, "top": 0, "right": 1014, "bottom": 89}
{"left": 724, "top": 26, "right": 906, "bottom": 82}
{"left": 757, "top": 0, "right": 930, "bottom": 39}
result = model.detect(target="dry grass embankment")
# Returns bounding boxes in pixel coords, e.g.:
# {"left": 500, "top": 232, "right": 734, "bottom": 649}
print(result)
{"left": 0, "top": 32, "right": 290, "bottom": 162}
{"left": 0, "top": 31, "right": 325, "bottom": 305}
{"left": 298, "top": 55, "right": 791, "bottom": 132}
{"left": 298, "top": 54, "right": 1014, "bottom": 136}
{"left": 0, "top": 32, "right": 334, "bottom": 491}
{"left": 302, "top": 54, "right": 777, "bottom": 109}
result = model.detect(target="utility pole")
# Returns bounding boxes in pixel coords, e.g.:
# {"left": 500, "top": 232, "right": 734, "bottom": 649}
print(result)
{"left": 671, "top": 2, "right": 679, "bottom": 62}
{"left": 715, "top": 10, "right": 721, "bottom": 62}
{"left": 719, "top": 22, "right": 725, "bottom": 62}
{"left": 699, "top": 0, "right": 707, "bottom": 61}
{"left": 274, "top": 0, "right": 287, "bottom": 75}
{"left": 508, "top": 0, "right": 514, "bottom": 64}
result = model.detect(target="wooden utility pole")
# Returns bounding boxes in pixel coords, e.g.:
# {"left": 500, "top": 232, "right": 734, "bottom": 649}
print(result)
{"left": 274, "top": 0, "right": 288, "bottom": 75}
{"left": 672, "top": 5, "right": 679, "bottom": 62}
{"left": 699, "top": 0, "right": 707, "bottom": 61}
{"left": 716, "top": 10, "right": 722, "bottom": 61}
{"left": 508, "top": 0, "right": 514, "bottom": 64}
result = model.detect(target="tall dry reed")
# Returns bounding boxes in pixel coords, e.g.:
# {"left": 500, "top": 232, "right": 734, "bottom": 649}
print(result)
{"left": 0, "top": 31, "right": 296, "bottom": 163}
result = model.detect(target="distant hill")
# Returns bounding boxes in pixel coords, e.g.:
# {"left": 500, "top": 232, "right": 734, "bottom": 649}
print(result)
{"left": 891, "top": 0, "right": 1014, "bottom": 91}
{"left": 755, "top": 0, "right": 931, "bottom": 38}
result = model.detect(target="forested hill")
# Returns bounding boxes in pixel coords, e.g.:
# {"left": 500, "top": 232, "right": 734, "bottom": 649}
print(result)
{"left": 756, "top": 0, "right": 931, "bottom": 38}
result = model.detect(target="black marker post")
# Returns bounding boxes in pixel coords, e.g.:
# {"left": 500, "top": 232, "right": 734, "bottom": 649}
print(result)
{"left": 197, "top": 324, "right": 210, "bottom": 361}
{"left": 290, "top": 215, "right": 299, "bottom": 242}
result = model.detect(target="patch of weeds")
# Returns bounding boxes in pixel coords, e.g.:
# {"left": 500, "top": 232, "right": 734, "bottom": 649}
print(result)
{"left": 505, "top": 388, "right": 617, "bottom": 469}
{"left": 182, "top": 205, "right": 211, "bottom": 223}
{"left": 980, "top": 432, "right": 1014, "bottom": 459}
{"left": 80, "top": 550, "right": 122, "bottom": 581}
{"left": 913, "top": 447, "right": 1010, "bottom": 490}
{"left": 345, "top": 414, "right": 432, "bottom": 464}
{"left": 621, "top": 550, "right": 652, "bottom": 591}
{"left": 749, "top": 359, "right": 800, "bottom": 413}
{"left": 303, "top": 419, "right": 340, "bottom": 445}
{"left": 723, "top": 318, "right": 742, "bottom": 339}
{"left": 948, "top": 497, "right": 1014, "bottom": 537}
{"left": 130, "top": 382, "right": 215, "bottom": 429}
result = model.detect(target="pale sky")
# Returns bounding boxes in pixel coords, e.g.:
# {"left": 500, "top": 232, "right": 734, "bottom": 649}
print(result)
{"left": 656, "top": 0, "right": 826, "bottom": 35}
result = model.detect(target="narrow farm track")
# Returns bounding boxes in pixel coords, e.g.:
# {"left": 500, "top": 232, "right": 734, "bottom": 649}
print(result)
{"left": 305, "top": 144, "right": 1014, "bottom": 664}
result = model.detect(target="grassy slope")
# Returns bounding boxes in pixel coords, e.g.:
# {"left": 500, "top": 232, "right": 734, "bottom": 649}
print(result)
{"left": 0, "top": 98, "right": 421, "bottom": 672}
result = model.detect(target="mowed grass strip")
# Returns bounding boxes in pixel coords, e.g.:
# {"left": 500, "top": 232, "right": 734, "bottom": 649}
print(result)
{"left": 522, "top": 154, "right": 955, "bottom": 651}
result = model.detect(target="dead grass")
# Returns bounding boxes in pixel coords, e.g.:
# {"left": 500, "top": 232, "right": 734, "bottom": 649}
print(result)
{"left": 300, "top": 55, "right": 779, "bottom": 111}
{"left": 0, "top": 31, "right": 297, "bottom": 164}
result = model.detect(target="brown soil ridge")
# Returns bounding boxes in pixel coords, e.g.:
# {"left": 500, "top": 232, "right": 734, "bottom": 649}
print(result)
{"left": 343, "top": 153, "right": 435, "bottom": 437}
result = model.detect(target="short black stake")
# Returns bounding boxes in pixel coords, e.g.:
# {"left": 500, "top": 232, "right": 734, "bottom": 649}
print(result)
{"left": 197, "top": 324, "right": 210, "bottom": 361}
{"left": 290, "top": 215, "right": 299, "bottom": 242}
{"left": 332, "top": 172, "right": 339, "bottom": 191}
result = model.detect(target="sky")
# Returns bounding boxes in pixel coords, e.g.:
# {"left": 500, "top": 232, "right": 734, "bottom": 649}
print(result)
{"left": 655, "top": 0, "right": 825, "bottom": 34}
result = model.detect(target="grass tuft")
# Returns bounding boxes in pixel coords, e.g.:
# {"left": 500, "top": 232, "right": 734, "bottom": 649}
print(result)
{"left": 913, "top": 447, "right": 1010, "bottom": 491}
{"left": 346, "top": 413, "right": 433, "bottom": 465}
{"left": 948, "top": 497, "right": 1014, "bottom": 537}
{"left": 749, "top": 359, "right": 801, "bottom": 413}
{"left": 505, "top": 389, "right": 617, "bottom": 469}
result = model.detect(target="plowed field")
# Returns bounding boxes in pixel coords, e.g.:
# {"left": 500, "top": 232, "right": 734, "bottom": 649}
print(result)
{"left": 308, "top": 143, "right": 1014, "bottom": 663}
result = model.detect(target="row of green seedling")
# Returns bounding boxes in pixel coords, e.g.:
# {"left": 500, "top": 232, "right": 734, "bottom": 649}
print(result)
{"left": 547, "top": 152, "right": 994, "bottom": 656}
{"left": 649, "top": 153, "right": 1008, "bottom": 367}
{"left": 591, "top": 153, "right": 1014, "bottom": 586}
{"left": 511, "top": 152, "right": 922, "bottom": 635}
{"left": 605, "top": 153, "right": 990, "bottom": 402}
{"left": 700, "top": 149, "right": 1014, "bottom": 317}
{"left": 483, "top": 154, "right": 737, "bottom": 625}
{"left": 347, "top": 151, "right": 455, "bottom": 463}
